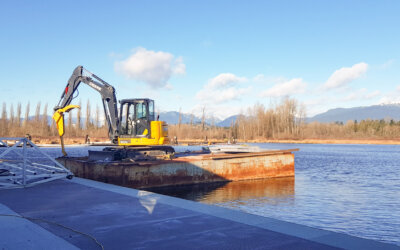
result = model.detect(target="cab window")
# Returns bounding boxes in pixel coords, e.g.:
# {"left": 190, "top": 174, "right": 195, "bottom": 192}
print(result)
{"left": 120, "top": 103, "right": 129, "bottom": 134}
{"left": 149, "top": 100, "right": 155, "bottom": 121}
{"left": 135, "top": 102, "right": 147, "bottom": 119}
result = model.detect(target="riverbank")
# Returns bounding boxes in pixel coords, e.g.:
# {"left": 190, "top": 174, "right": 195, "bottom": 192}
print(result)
{"left": 168, "top": 138, "right": 400, "bottom": 146}
{"left": 248, "top": 138, "right": 400, "bottom": 145}
{"left": 8, "top": 136, "right": 400, "bottom": 146}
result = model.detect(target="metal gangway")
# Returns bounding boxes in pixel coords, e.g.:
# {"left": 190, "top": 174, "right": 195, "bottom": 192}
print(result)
{"left": 0, "top": 137, "right": 73, "bottom": 189}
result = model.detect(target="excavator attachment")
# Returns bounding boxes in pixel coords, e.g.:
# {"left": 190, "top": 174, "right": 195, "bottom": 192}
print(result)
{"left": 52, "top": 105, "right": 80, "bottom": 156}
{"left": 53, "top": 105, "right": 80, "bottom": 136}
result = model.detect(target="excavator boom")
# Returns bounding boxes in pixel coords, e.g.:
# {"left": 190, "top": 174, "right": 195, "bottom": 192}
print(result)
{"left": 54, "top": 66, "right": 119, "bottom": 142}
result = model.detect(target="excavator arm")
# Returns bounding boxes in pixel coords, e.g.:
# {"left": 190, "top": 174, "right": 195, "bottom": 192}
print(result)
{"left": 53, "top": 66, "right": 120, "bottom": 155}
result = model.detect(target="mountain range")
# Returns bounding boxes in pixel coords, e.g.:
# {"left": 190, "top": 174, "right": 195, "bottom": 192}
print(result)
{"left": 307, "top": 104, "right": 400, "bottom": 123}
{"left": 158, "top": 112, "right": 237, "bottom": 127}
{"left": 162, "top": 104, "right": 400, "bottom": 125}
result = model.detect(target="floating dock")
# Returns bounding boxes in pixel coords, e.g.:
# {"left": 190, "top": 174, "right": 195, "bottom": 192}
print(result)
{"left": 56, "top": 149, "right": 298, "bottom": 188}
{"left": 0, "top": 178, "right": 397, "bottom": 249}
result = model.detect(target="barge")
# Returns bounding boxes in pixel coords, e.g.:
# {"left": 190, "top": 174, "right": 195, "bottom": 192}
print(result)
{"left": 56, "top": 148, "right": 298, "bottom": 189}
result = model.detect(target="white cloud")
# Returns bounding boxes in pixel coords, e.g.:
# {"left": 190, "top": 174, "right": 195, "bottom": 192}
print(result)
{"left": 260, "top": 78, "right": 307, "bottom": 97}
{"left": 252, "top": 74, "right": 286, "bottom": 85}
{"left": 342, "top": 92, "right": 359, "bottom": 102}
{"left": 381, "top": 59, "right": 395, "bottom": 69}
{"left": 165, "top": 83, "right": 174, "bottom": 90}
{"left": 365, "top": 90, "right": 380, "bottom": 99}
{"left": 323, "top": 62, "right": 368, "bottom": 90}
{"left": 338, "top": 88, "right": 380, "bottom": 102}
{"left": 172, "top": 57, "right": 186, "bottom": 75}
{"left": 114, "top": 47, "right": 185, "bottom": 88}
{"left": 108, "top": 51, "right": 123, "bottom": 59}
{"left": 253, "top": 74, "right": 266, "bottom": 83}
{"left": 196, "top": 86, "right": 251, "bottom": 104}
{"left": 379, "top": 96, "right": 400, "bottom": 104}
{"left": 341, "top": 88, "right": 366, "bottom": 102}
{"left": 206, "top": 73, "right": 247, "bottom": 89}
{"left": 196, "top": 73, "right": 249, "bottom": 104}
{"left": 378, "top": 86, "right": 400, "bottom": 104}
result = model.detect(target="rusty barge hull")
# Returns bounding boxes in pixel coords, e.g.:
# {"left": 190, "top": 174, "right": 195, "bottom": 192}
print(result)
{"left": 57, "top": 149, "right": 297, "bottom": 189}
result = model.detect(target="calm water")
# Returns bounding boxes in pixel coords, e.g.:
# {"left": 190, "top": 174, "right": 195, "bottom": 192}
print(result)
{"left": 151, "top": 143, "right": 400, "bottom": 246}
{"left": 1, "top": 144, "right": 399, "bottom": 246}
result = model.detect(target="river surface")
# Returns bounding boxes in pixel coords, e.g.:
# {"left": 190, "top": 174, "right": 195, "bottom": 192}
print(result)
{"left": 1, "top": 143, "right": 399, "bottom": 246}
{"left": 151, "top": 143, "right": 400, "bottom": 246}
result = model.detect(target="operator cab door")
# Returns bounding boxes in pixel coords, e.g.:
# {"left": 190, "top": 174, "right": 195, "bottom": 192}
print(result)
{"left": 119, "top": 99, "right": 155, "bottom": 138}
{"left": 134, "top": 101, "right": 149, "bottom": 137}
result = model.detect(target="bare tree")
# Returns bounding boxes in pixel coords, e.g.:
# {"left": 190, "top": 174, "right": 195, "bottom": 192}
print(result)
{"left": 77, "top": 100, "right": 82, "bottom": 132}
{"left": 178, "top": 107, "right": 182, "bottom": 129}
{"left": 16, "top": 103, "right": 21, "bottom": 127}
{"left": 42, "top": 103, "right": 48, "bottom": 126}
{"left": 95, "top": 104, "right": 100, "bottom": 128}
{"left": 201, "top": 106, "right": 206, "bottom": 131}
{"left": 34, "top": 102, "right": 41, "bottom": 123}
{"left": 85, "top": 100, "right": 91, "bottom": 130}
{"left": 1, "top": 103, "right": 6, "bottom": 120}
{"left": 0, "top": 103, "right": 7, "bottom": 135}
{"left": 24, "top": 102, "right": 30, "bottom": 128}
{"left": 10, "top": 103, "right": 15, "bottom": 127}
{"left": 10, "top": 104, "right": 14, "bottom": 126}
{"left": 297, "top": 103, "right": 307, "bottom": 137}
{"left": 42, "top": 103, "right": 49, "bottom": 135}
{"left": 68, "top": 110, "right": 73, "bottom": 130}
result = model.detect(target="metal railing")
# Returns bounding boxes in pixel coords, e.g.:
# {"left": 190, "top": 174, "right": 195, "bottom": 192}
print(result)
{"left": 0, "top": 137, "right": 73, "bottom": 189}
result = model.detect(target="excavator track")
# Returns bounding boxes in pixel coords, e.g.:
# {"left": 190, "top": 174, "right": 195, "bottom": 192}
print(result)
{"left": 88, "top": 146, "right": 175, "bottom": 161}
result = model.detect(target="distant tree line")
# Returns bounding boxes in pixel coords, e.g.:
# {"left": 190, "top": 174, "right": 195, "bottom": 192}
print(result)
{"left": 2, "top": 98, "right": 400, "bottom": 142}
{"left": 302, "top": 119, "right": 400, "bottom": 139}
{"left": 169, "top": 97, "right": 400, "bottom": 141}
{"left": 0, "top": 100, "right": 107, "bottom": 142}
{"left": 168, "top": 97, "right": 306, "bottom": 141}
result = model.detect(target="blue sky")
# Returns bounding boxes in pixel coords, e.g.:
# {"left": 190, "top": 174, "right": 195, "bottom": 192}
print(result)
{"left": 1, "top": 1, "right": 399, "bottom": 120}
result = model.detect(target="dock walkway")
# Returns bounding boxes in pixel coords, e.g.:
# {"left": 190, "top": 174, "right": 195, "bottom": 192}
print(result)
{"left": 0, "top": 178, "right": 398, "bottom": 249}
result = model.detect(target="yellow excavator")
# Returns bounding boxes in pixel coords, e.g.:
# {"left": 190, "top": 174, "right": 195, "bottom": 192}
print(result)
{"left": 53, "top": 66, "right": 173, "bottom": 159}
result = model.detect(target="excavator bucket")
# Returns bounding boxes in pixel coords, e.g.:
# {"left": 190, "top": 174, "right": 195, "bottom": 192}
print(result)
{"left": 53, "top": 105, "right": 80, "bottom": 156}
{"left": 52, "top": 105, "right": 80, "bottom": 137}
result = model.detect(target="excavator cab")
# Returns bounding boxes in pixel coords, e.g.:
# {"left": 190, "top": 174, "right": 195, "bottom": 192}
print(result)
{"left": 118, "top": 99, "right": 169, "bottom": 146}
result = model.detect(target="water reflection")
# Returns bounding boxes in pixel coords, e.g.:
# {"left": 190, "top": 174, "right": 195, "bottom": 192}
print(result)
{"left": 145, "top": 181, "right": 228, "bottom": 201}
{"left": 137, "top": 190, "right": 158, "bottom": 215}
{"left": 147, "top": 177, "right": 295, "bottom": 205}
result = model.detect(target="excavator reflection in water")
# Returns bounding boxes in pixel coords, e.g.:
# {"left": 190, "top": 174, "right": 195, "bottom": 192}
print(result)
{"left": 53, "top": 66, "right": 173, "bottom": 158}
